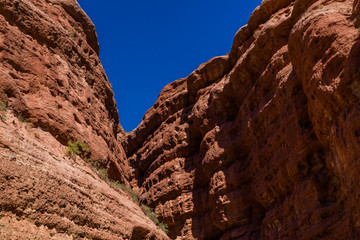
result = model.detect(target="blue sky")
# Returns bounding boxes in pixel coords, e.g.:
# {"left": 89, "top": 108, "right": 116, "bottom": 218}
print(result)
{"left": 77, "top": 0, "right": 262, "bottom": 131}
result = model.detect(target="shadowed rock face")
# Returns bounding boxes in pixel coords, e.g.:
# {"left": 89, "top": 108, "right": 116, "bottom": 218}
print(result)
{"left": 123, "top": 0, "right": 360, "bottom": 239}
{"left": 0, "top": 0, "right": 168, "bottom": 239}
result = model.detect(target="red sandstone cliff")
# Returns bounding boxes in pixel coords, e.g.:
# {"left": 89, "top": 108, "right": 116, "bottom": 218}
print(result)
{"left": 3, "top": 0, "right": 360, "bottom": 239}
{"left": 0, "top": 0, "right": 128, "bottom": 181}
{"left": 0, "top": 0, "right": 168, "bottom": 239}
{"left": 123, "top": 0, "right": 360, "bottom": 239}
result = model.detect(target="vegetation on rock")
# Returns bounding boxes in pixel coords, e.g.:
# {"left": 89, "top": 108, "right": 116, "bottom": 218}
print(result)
{"left": 0, "top": 101, "right": 6, "bottom": 112}
{"left": 66, "top": 140, "right": 90, "bottom": 161}
{"left": 0, "top": 101, "right": 6, "bottom": 119}
{"left": 141, "top": 204, "right": 168, "bottom": 233}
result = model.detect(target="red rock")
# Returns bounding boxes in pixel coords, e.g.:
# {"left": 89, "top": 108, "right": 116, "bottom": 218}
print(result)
{"left": 0, "top": 0, "right": 129, "bottom": 181}
{"left": 0, "top": 0, "right": 168, "bottom": 239}
{"left": 124, "top": 0, "right": 360, "bottom": 239}
{"left": 3, "top": 0, "right": 360, "bottom": 239}
{"left": 0, "top": 114, "right": 168, "bottom": 239}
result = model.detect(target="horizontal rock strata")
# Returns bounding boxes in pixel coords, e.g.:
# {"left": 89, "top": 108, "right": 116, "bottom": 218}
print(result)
{"left": 0, "top": 0, "right": 128, "bottom": 180}
{"left": 0, "top": 0, "right": 167, "bottom": 239}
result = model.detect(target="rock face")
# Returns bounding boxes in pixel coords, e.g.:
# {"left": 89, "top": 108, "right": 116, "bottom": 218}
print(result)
{"left": 0, "top": 114, "right": 168, "bottom": 239}
{"left": 123, "top": 0, "right": 360, "bottom": 239}
{"left": 3, "top": 0, "right": 360, "bottom": 239}
{"left": 0, "top": 0, "right": 168, "bottom": 239}
{"left": 0, "top": 0, "right": 128, "bottom": 181}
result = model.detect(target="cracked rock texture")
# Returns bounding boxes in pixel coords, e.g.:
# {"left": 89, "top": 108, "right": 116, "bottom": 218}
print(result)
{"left": 123, "top": 0, "right": 360, "bottom": 239}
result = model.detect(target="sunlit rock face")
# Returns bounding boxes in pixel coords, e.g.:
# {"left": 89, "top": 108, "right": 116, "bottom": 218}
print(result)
{"left": 0, "top": 0, "right": 130, "bottom": 181}
{"left": 0, "top": 0, "right": 169, "bottom": 239}
{"left": 123, "top": 0, "right": 360, "bottom": 239}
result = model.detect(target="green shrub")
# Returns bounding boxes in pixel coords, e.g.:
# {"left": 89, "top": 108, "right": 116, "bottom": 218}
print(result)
{"left": 141, "top": 204, "right": 159, "bottom": 225}
{"left": 97, "top": 168, "right": 109, "bottom": 182}
{"left": 84, "top": 158, "right": 111, "bottom": 184}
{"left": 85, "top": 158, "right": 101, "bottom": 169}
{"left": 158, "top": 222, "right": 169, "bottom": 234}
{"left": 109, "top": 180, "right": 123, "bottom": 189}
{"left": 66, "top": 140, "right": 90, "bottom": 161}
{"left": 127, "top": 187, "right": 139, "bottom": 203}
{"left": 0, "top": 101, "right": 6, "bottom": 120}
{"left": 0, "top": 101, "right": 6, "bottom": 112}
{"left": 16, "top": 114, "right": 33, "bottom": 128}
{"left": 66, "top": 141, "right": 80, "bottom": 160}
{"left": 110, "top": 181, "right": 139, "bottom": 203}
{"left": 140, "top": 204, "right": 168, "bottom": 233}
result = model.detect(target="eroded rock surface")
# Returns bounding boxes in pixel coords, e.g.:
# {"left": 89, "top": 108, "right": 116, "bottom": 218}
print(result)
{"left": 3, "top": 0, "right": 360, "bottom": 239}
{"left": 0, "top": 0, "right": 128, "bottom": 181}
{"left": 124, "top": 0, "right": 360, "bottom": 239}
{"left": 0, "top": 114, "right": 168, "bottom": 240}
{"left": 0, "top": 0, "right": 168, "bottom": 239}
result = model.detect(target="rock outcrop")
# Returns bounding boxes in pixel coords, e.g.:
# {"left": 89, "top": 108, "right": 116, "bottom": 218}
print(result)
{"left": 0, "top": 0, "right": 168, "bottom": 239}
{"left": 0, "top": 0, "right": 128, "bottom": 181}
{"left": 123, "top": 0, "right": 360, "bottom": 239}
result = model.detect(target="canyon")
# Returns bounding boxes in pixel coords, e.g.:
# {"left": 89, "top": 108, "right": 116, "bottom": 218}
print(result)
{"left": 1, "top": 0, "right": 360, "bottom": 239}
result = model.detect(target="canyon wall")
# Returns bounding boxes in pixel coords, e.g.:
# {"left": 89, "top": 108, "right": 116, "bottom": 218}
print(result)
{"left": 3, "top": 0, "right": 360, "bottom": 239}
{"left": 123, "top": 0, "right": 360, "bottom": 239}
{"left": 0, "top": 0, "right": 128, "bottom": 180}
{"left": 0, "top": 0, "right": 167, "bottom": 239}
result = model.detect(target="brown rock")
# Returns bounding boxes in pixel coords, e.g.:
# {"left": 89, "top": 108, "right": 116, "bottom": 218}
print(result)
{"left": 0, "top": 114, "right": 169, "bottom": 239}
{"left": 124, "top": 0, "right": 360, "bottom": 239}
{"left": 0, "top": 0, "right": 128, "bottom": 181}
{"left": 0, "top": 0, "right": 168, "bottom": 239}
{"left": 4, "top": 0, "right": 360, "bottom": 239}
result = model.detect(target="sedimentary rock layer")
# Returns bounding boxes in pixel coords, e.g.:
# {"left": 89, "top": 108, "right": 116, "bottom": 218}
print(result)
{"left": 3, "top": 0, "right": 360, "bottom": 239}
{"left": 0, "top": 0, "right": 128, "bottom": 180}
{"left": 124, "top": 0, "right": 360, "bottom": 239}
{"left": 0, "top": 0, "right": 167, "bottom": 239}
{"left": 0, "top": 114, "right": 168, "bottom": 239}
